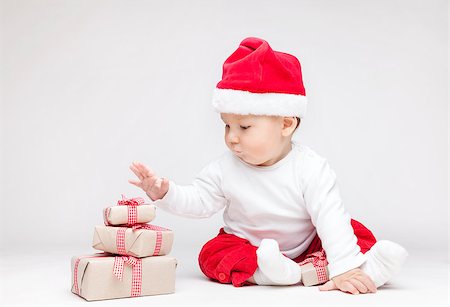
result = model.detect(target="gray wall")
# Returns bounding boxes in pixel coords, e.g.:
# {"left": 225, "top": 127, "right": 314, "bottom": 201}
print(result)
{"left": 0, "top": 0, "right": 447, "bottom": 256}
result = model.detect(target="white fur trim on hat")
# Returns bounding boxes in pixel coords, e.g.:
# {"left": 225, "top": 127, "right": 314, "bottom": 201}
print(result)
{"left": 212, "top": 88, "right": 307, "bottom": 117}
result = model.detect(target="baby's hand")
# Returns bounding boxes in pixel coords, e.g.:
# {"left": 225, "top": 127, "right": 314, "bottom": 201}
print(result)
{"left": 318, "top": 268, "right": 377, "bottom": 295}
{"left": 128, "top": 162, "right": 169, "bottom": 201}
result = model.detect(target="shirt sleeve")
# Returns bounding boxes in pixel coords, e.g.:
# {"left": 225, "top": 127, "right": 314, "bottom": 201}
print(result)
{"left": 302, "top": 158, "right": 367, "bottom": 279}
{"left": 152, "top": 159, "right": 228, "bottom": 218}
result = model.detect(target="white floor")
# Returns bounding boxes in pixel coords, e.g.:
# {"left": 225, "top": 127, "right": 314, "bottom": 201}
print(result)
{"left": 0, "top": 246, "right": 448, "bottom": 307}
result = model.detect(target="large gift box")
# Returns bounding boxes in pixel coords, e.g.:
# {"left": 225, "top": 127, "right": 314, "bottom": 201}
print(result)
{"left": 71, "top": 253, "right": 177, "bottom": 301}
{"left": 103, "top": 204, "right": 156, "bottom": 226}
{"left": 92, "top": 224, "right": 174, "bottom": 258}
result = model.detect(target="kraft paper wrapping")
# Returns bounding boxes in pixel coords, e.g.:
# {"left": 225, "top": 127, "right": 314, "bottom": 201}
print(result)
{"left": 71, "top": 254, "right": 177, "bottom": 301}
{"left": 92, "top": 225, "right": 174, "bottom": 258}
{"left": 300, "top": 262, "right": 329, "bottom": 286}
{"left": 103, "top": 204, "right": 156, "bottom": 226}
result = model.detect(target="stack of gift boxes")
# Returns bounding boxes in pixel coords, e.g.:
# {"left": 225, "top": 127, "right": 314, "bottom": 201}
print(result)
{"left": 71, "top": 196, "right": 177, "bottom": 301}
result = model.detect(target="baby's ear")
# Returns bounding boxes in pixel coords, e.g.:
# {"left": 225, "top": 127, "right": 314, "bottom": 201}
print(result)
{"left": 281, "top": 117, "right": 297, "bottom": 136}
{"left": 282, "top": 117, "right": 297, "bottom": 128}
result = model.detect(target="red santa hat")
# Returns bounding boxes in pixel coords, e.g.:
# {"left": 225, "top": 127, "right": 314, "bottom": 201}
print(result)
{"left": 212, "top": 37, "right": 307, "bottom": 117}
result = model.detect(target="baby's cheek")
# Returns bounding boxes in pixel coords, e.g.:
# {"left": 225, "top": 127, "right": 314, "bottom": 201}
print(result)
{"left": 252, "top": 144, "right": 270, "bottom": 161}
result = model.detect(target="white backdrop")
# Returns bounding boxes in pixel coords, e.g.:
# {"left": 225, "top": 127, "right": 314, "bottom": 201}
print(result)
{"left": 0, "top": 0, "right": 448, "bottom": 259}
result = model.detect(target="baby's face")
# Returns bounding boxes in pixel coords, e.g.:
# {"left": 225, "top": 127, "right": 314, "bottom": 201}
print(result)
{"left": 220, "top": 113, "right": 287, "bottom": 166}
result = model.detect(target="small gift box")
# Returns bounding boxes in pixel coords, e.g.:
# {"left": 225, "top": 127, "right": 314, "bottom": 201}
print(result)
{"left": 300, "top": 262, "right": 329, "bottom": 286}
{"left": 71, "top": 253, "right": 177, "bottom": 301}
{"left": 103, "top": 196, "right": 156, "bottom": 226}
{"left": 299, "top": 249, "right": 329, "bottom": 286}
{"left": 103, "top": 204, "right": 156, "bottom": 226}
{"left": 92, "top": 224, "right": 174, "bottom": 258}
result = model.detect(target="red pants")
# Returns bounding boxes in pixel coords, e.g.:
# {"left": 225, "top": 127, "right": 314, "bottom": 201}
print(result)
{"left": 198, "top": 219, "right": 377, "bottom": 287}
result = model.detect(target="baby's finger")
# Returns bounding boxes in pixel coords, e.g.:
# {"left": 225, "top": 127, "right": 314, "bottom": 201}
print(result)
{"left": 358, "top": 274, "right": 377, "bottom": 293}
{"left": 134, "top": 162, "right": 155, "bottom": 177}
{"left": 130, "top": 165, "right": 144, "bottom": 181}
{"left": 349, "top": 278, "right": 368, "bottom": 294}
{"left": 341, "top": 281, "right": 359, "bottom": 295}
{"left": 318, "top": 280, "right": 337, "bottom": 291}
{"left": 128, "top": 179, "right": 143, "bottom": 188}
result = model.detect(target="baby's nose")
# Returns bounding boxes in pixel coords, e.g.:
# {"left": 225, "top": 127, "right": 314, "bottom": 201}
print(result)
{"left": 227, "top": 133, "right": 239, "bottom": 144}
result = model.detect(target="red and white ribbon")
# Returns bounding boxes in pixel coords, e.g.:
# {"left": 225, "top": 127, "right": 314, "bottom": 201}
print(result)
{"left": 116, "top": 227, "right": 128, "bottom": 255}
{"left": 113, "top": 255, "right": 143, "bottom": 297}
{"left": 299, "top": 248, "right": 329, "bottom": 284}
{"left": 72, "top": 253, "right": 110, "bottom": 295}
{"left": 103, "top": 207, "right": 111, "bottom": 226}
{"left": 117, "top": 195, "right": 145, "bottom": 226}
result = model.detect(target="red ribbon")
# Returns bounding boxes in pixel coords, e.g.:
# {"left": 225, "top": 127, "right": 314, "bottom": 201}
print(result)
{"left": 113, "top": 255, "right": 143, "bottom": 297}
{"left": 131, "top": 223, "right": 170, "bottom": 232}
{"left": 117, "top": 194, "right": 145, "bottom": 207}
{"left": 116, "top": 227, "right": 128, "bottom": 255}
{"left": 117, "top": 195, "right": 145, "bottom": 226}
{"left": 299, "top": 249, "right": 329, "bottom": 284}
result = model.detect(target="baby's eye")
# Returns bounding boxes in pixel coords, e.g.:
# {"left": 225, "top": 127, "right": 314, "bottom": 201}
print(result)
{"left": 240, "top": 125, "right": 250, "bottom": 130}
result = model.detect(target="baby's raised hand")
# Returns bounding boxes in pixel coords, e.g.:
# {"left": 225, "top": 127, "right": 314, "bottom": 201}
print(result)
{"left": 128, "top": 162, "right": 169, "bottom": 201}
{"left": 318, "top": 268, "right": 377, "bottom": 295}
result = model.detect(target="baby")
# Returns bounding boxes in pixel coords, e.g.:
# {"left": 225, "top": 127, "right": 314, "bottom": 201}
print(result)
{"left": 129, "top": 37, "right": 408, "bottom": 294}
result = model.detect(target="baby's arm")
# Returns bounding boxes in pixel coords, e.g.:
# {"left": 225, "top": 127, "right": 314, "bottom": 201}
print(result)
{"left": 129, "top": 160, "right": 227, "bottom": 218}
{"left": 303, "top": 158, "right": 376, "bottom": 294}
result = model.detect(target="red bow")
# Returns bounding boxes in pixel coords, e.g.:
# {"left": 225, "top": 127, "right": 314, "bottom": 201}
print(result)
{"left": 117, "top": 194, "right": 145, "bottom": 207}
{"left": 299, "top": 249, "right": 328, "bottom": 267}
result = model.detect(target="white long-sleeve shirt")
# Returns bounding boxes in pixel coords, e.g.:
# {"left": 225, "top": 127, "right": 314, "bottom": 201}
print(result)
{"left": 154, "top": 143, "right": 366, "bottom": 278}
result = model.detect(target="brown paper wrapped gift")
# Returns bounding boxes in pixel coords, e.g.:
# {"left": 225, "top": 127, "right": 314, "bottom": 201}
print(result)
{"left": 71, "top": 254, "right": 177, "bottom": 301}
{"left": 103, "top": 204, "right": 156, "bottom": 226}
{"left": 92, "top": 225, "right": 174, "bottom": 258}
{"left": 300, "top": 262, "right": 329, "bottom": 286}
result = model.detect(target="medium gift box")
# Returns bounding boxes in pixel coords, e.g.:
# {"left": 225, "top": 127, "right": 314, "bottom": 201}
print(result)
{"left": 103, "top": 204, "right": 156, "bottom": 226}
{"left": 92, "top": 224, "right": 174, "bottom": 258}
{"left": 71, "top": 253, "right": 177, "bottom": 301}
